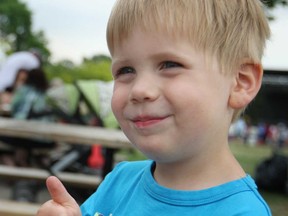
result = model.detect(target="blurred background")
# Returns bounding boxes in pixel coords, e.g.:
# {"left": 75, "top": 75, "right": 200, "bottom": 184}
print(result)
{"left": 0, "top": 0, "right": 288, "bottom": 215}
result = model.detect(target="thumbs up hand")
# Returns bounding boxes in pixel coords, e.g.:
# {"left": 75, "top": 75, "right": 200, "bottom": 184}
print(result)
{"left": 37, "top": 176, "right": 81, "bottom": 216}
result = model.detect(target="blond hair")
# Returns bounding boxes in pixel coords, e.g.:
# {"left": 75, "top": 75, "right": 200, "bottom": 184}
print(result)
{"left": 107, "top": 0, "right": 270, "bottom": 120}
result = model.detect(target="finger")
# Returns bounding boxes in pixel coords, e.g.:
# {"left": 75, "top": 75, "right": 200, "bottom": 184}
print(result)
{"left": 46, "top": 176, "right": 75, "bottom": 206}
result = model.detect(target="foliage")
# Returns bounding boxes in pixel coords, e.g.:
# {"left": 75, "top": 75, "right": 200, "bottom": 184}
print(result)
{"left": 0, "top": 0, "right": 50, "bottom": 62}
{"left": 0, "top": 0, "right": 31, "bottom": 48}
{"left": 85, "top": 54, "right": 112, "bottom": 63}
{"left": 262, "top": 0, "right": 288, "bottom": 20}
{"left": 79, "top": 59, "right": 113, "bottom": 81}
{"left": 45, "top": 56, "right": 113, "bottom": 84}
{"left": 262, "top": 0, "right": 288, "bottom": 8}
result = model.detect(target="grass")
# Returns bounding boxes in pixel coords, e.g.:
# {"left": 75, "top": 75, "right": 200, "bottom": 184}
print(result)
{"left": 118, "top": 141, "right": 288, "bottom": 215}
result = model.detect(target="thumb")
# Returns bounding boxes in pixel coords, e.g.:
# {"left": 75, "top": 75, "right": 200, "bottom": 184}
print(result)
{"left": 46, "top": 176, "right": 77, "bottom": 207}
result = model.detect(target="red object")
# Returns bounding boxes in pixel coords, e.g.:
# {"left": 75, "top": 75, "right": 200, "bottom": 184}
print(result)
{"left": 87, "top": 145, "right": 105, "bottom": 169}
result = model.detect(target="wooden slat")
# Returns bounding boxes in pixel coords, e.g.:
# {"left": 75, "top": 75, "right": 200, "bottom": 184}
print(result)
{"left": 0, "top": 165, "right": 102, "bottom": 188}
{"left": 0, "top": 200, "right": 40, "bottom": 216}
{"left": 0, "top": 117, "right": 130, "bottom": 215}
{"left": 0, "top": 117, "right": 131, "bottom": 149}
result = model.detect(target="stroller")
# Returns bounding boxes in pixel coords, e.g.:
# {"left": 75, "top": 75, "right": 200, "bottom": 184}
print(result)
{"left": 46, "top": 80, "right": 119, "bottom": 177}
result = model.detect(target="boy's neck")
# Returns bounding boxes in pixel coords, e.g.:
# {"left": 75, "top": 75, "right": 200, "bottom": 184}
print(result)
{"left": 153, "top": 145, "right": 245, "bottom": 190}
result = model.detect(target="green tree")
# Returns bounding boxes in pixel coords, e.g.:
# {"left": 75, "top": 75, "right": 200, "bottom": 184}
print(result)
{"left": 262, "top": 0, "right": 288, "bottom": 8}
{"left": 79, "top": 59, "right": 113, "bottom": 81}
{"left": 86, "top": 54, "right": 112, "bottom": 64}
{"left": 45, "top": 56, "right": 113, "bottom": 84}
{"left": 0, "top": 0, "right": 50, "bottom": 62}
{"left": 0, "top": 0, "right": 30, "bottom": 50}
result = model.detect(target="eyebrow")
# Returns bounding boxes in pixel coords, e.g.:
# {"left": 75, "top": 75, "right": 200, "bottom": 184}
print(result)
{"left": 112, "top": 50, "right": 191, "bottom": 65}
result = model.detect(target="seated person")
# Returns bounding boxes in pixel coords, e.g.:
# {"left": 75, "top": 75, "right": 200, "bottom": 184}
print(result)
{"left": 0, "top": 69, "right": 30, "bottom": 116}
{"left": 0, "top": 68, "right": 55, "bottom": 167}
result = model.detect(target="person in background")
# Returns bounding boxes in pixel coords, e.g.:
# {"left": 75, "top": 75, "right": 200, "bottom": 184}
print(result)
{"left": 11, "top": 68, "right": 49, "bottom": 120}
{"left": 0, "top": 68, "right": 54, "bottom": 167}
{"left": 37, "top": 0, "right": 271, "bottom": 215}
{"left": 0, "top": 51, "right": 41, "bottom": 115}
{"left": 0, "top": 51, "right": 41, "bottom": 92}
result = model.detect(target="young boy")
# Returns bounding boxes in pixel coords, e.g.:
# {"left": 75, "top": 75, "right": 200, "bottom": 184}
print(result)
{"left": 37, "top": 0, "right": 271, "bottom": 215}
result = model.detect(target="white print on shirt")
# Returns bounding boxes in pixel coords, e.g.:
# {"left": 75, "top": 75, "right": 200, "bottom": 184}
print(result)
{"left": 94, "top": 212, "right": 113, "bottom": 216}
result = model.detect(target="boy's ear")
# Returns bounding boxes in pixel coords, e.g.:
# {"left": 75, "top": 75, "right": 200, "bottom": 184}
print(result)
{"left": 228, "top": 62, "right": 263, "bottom": 109}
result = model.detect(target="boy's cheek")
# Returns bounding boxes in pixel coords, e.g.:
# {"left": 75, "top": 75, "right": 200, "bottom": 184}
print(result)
{"left": 111, "top": 95, "right": 123, "bottom": 120}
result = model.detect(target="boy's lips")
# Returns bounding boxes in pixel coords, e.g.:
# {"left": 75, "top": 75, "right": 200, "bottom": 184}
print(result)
{"left": 131, "top": 115, "right": 169, "bottom": 128}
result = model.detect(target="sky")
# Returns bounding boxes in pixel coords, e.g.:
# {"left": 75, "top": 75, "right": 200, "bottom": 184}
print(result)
{"left": 21, "top": 0, "right": 288, "bottom": 70}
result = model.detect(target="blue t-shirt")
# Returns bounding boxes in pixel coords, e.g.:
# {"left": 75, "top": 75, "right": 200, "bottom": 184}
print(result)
{"left": 81, "top": 160, "right": 271, "bottom": 216}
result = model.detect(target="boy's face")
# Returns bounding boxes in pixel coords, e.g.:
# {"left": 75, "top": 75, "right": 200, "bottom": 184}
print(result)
{"left": 111, "top": 29, "right": 235, "bottom": 163}
{"left": 15, "top": 70, "right": 28, "bottom": 89}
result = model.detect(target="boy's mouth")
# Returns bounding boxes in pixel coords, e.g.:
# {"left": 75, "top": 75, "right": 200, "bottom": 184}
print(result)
{"left": 132, "top": 115, "right": 168, "bottom": 128}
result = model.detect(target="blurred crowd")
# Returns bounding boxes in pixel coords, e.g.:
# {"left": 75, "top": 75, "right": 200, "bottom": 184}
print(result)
{"left": 229, "top": 117, "right": 288, "bottom": 149}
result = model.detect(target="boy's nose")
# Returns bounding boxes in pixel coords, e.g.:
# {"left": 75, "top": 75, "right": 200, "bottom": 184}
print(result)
{"left": 129, "top": 75, "right": 159, "bottom": 103}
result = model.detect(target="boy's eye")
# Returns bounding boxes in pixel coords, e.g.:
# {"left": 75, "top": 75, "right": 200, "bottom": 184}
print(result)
{"left": 115, "top": 66, "right": 135, "bottom": 77}
{"left": 160, "top": 61, "right": 182, "bottom": 69}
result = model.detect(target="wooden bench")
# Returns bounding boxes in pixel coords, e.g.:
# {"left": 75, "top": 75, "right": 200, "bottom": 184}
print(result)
{"left": 0, "top": 117, "right": 132, "bottom": 176}
{"left": 0, "top": 165, "right": 102, "bottom": 188}
{"left": 0, "top": 117, "right": 130, "bottom": 149}
{"left": 0, "top": 199, "right": 40, "bottom": 216}
{"left": 0, "top": 117, "right": 132, "bottom": 215}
